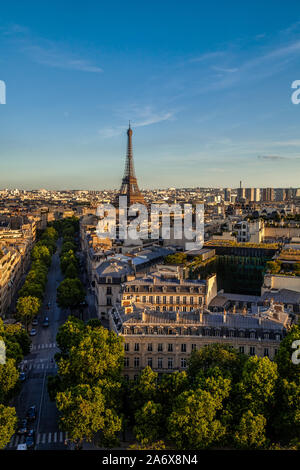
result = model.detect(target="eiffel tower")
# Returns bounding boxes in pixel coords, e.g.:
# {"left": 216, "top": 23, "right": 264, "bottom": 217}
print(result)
{"left": 118, "top": 123, "right": 145, "bottom": 206}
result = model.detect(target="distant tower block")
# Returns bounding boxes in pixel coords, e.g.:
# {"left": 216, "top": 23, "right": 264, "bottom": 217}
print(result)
{"left": 118, "top": 123, "right": 145, "bottom": 206}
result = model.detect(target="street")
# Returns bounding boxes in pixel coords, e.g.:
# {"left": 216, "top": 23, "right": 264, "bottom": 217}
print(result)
{"left": 7, "top": 239, "right": 69, "bottom": 450}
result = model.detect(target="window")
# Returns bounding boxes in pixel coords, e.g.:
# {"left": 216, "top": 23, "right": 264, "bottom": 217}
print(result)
{"left": 249, "top": 347, "right": 255, "bottom": 356}
{"left": 191, "top": 344, "right": 197, "bottom": 351}
{"left": 250, "top": 332, "right": 256, "bottom": 339}
{"left": 124, "top": 375, "right": 129, "bottom": 382}
{"left": 169, "top": 296, "right": 173, "bottom": 304}
{"left": 181, "top": 358, "right": 187, "bottom": 368}
{"left": 168, "top": 358, "right": 173, "bottom": 369}
{"left": 215, "top": 329, "right": 220, "bottom": 337}
{"left": 134, "top": 357, "right": 140, "bottom": 368}
{"left": 158, "top": 343, "right": 163, "bottom": 352}
{"left": 134, "top": 343, "right": 139, "bottom": 352}
{"left": 264, "top": 348, "right": 269, "bottom": 357}
{"left": 239, "top": 346, "right": 244, "bottom": 354}
{"left": 147, "top": 357, "right": 153, "bottom": 368}
{"left": 149, "top": 296, "right": 153, "bottom": 304}
{"left": 156, "top": 296, "right": 160, "bottom": 304}
{"left": 107, "top": 297, "right": 112, "bottom": 306}
{"left": 190, "top": 297, "right": 194, "bottom": 304}
{"left": 157, "top": 358, "right": 163, "bottom": 369}
{"left": 124, "top": 343, "right": 129, "bottom": 352}
{"left": 264, "top": 332, "right": 269, "bottom": 340}
{"left": 229, "top": 330, "right": 234, "bottom": 337}
{"left": 168, "top": 343, "right": 173, "bottom": 352}
{"left": 124, "top": 357, "right": 129, "bottom": 367}
{"left": 142, "top": 296, "right": 146, "bottom": 302}
{"left": 163, "top": 296, "right": 166, "bottom": 304}
{"left": 183, "top": 306, "right": 186, "bottom": 312}
{"left": 176, "top": 296, "right": 180, "bottom": 304}
{"left": 107, "top": 286, "right": 112, "bottom": 295}
{"left": 274, "top": 349, "right": 278, "bottom": 356}
{"left": 198, "top": 297, "right": 202, "bottom": 306}
{"left": 275, "top": 334, "right": 281, "bottom": 341}
{"left": 181, "top": 344, "right": 187, "bottom": 352}
{"left": 147, "top": 343, "right": 152, "bottom": 352}
{"left": 183, "top": 296, "right": 186, "bottom": 304}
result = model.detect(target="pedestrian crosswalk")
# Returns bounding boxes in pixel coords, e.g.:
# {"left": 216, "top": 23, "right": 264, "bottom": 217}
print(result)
{"left": 7, "top": 431, "right": 68, "bottom": 448}
{"left": 30, "top": 342, "right": 57, "bottom": 351}
{"left": 20, "top": 359, "right": 58, "bottom": 371}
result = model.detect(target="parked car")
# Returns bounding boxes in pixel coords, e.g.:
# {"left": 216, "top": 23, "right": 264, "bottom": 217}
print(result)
{"left": 42, "top": 317, "right": 49, "bottom": 327}
{"left": 26, "top": 406, "right": 37, "bottom": 421}
{"left": 17, "top": 444, "right": 27, "bottom": 450}
{"left": 25, "top": 429, "right": 35, "bottom": 449}
{"left": 17, "top": 419, "right": 28, "bottom": 435}
{"left": 32, "top": 317, "right": 38, "bottom": 326}
{"left": 29, "top": 328, "right": 37, "bottom": 336}
{"left": 19, "top": 372, "right": 26, "bottom": 382}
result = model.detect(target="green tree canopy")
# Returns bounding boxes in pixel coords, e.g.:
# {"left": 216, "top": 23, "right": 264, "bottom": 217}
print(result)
{"left": 0, "top": 358, "right": 19, "bottom": 402}
{"left": 64, "top": 263, "right": 78, "bottom": 279}
{"left": 57, "top": 278, "right": 85, "bottom": 309}
{"left": 234, "top": 410, "right": 267, "bottom": 449}
{"left": 56, "top": 384, "right": 122, "bottom": 446}
{"left": 0, "top": 404, "right": 17, "bottom": 449}
{"left": 133, "top": 401, "right": 164, "bottom": 445}
{"left": 57, "top": 324, "right": 124, "bottom": 386}
{"left": 275, "top": 324, "right": 300, "bottom": 383}
{"left": 167, "top": 387, "right": 228, "bottom": 450}
{"left": 31, "top": 244, "right": 51, "bottom": 266}
{"left": 16, "top": 296, "right": 41, "bottom": 331}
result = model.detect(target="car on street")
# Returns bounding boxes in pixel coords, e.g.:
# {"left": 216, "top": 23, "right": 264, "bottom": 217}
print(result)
{"left": 29, "top": 328, "right": 37, "bottom": 336}
{"left": 25, "top": 429, "right": 35, "bottom": 449}
{"left": 42, "top": 317, "right": 49, "bottom": 327}
{"left": 19, "top": 372, "right": 26, "bottom": 382}
{"left": 26, "top": 406, "right": 37, "bottom": 421}
{"left": 17, "top": 444, "right": 27, "bottom": 450}
{"left": 32, "top": 317, "right": 38, "bottom": 326}
{"left": 17, "top": 419, "right": 28, "bottom": 435}
{"left": 47, "top": 302, "right": 51, "bottom": 309}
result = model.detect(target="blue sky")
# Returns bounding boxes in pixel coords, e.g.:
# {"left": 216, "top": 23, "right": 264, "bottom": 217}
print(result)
{"left": 1, "top": 1, "right": 300, "bottom": 189}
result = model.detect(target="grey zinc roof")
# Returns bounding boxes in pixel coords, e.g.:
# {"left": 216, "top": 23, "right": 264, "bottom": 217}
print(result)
{"left": 96, "top": 259, "right": 133, "bottom": 278}
{"left": 261, "top": 289, "right": 300, "bottom": 304}
{"left": 119, "top": 307, "right": 288, "bottom": 331}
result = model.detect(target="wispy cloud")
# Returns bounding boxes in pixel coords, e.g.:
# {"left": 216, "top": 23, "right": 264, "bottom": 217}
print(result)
{"left": 257, "top": 154, "right": 300, "bottom": 161}
{"left": 212, "top": 66, "right": 238, "bottom": 73}
{"left": 273, "top": 139, "right": 300, "bottom": 147}
{"left": 98, "top": 106, "right": 175, "bottom": 138}
{"left": 257, "top": 155, "right": 287, "bottom": 161}
{"left": 189, "top": 51, "right": 226, "bottom": 63}
{"left": 1, "top": 23, "right": 102, "bottom": 73}
{"left": 185, "top": 25, "right": 300, "bottom": 97}
{"left": 21, "top": 43, "right": 103, "bottom": 72}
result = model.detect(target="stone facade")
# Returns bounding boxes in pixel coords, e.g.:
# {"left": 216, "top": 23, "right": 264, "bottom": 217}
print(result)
{"left": 109, "top": 297, "right": 290, "bottom": 380}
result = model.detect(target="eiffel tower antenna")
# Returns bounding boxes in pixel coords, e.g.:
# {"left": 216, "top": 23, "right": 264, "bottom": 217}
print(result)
{"left": 118, "top": 123, "right": 145, "bottom": 206}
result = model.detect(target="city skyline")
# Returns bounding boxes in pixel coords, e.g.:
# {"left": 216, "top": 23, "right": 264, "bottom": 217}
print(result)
{"left": 1, "top": 2, "right": 300, "bottom": 189}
